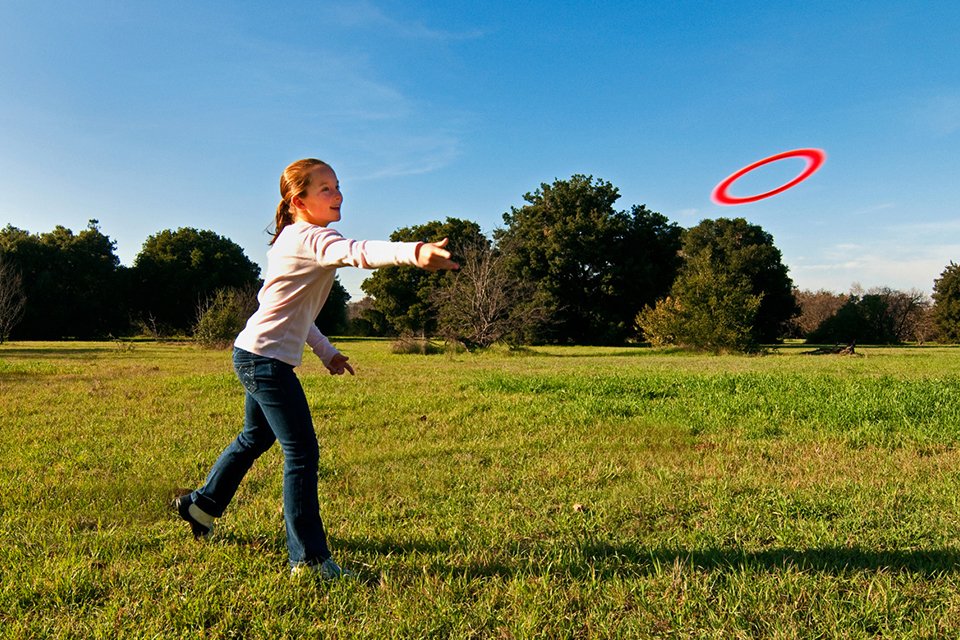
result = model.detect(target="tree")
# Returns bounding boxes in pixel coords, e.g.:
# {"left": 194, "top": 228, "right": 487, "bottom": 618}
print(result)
{"left": 433, "top": 238, "right": 549, "bottom": 348}
{"left": 791, "top": 289, "right": 849, "bottom": 338}
{"left": 681, "top": 218, "right": 798, "bottom": 343}
{"left": 130, "top": 228, "right": 261, "bottom": 334}
{"left": 637, "top": 248, "right": 762, "bottom": 352}
{"left": 806, "top": 287, "right": 929, "bottom": 344}
{"left": 315, "top": 276, "right": 350, "bottom": 336}
{"left": 494, "top": 175, "right": 682, "bottom": 344}
{"left": 0, "top": 256, "right": 27, "bottom": 342}
{"left": 0, "top": 221, "right": 127, "bottom": 339}
{"left": 194, "top": 285, "right": 259, "bottom": 348}
{"left": 361, "top": 218, "right": 486, "bottom": 336}
{"left": 345, "top": 296, "right": 387, "bottom": 336}
{"left": 913, "top": 304, "right": 938, "bottom": 344}
{"left": 193, "top": 276, "right": 348, "bottom": 346}
{"left": 881, "top": 288, "right": 930, "bottom": 342}
{"left": 933, "top": 262, "right": 960, "bottom": 343}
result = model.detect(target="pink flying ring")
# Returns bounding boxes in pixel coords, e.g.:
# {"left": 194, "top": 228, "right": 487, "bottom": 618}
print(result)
{"left": 712, "top": 148, "right": 826, "bottom": 205}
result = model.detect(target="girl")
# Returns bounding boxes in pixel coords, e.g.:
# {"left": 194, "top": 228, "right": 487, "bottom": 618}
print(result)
{"left": 173, "top": 158, "right": 458, "bottom": 578}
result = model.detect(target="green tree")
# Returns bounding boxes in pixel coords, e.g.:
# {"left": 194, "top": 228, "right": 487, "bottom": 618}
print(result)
{"left": 194, "top": 285, "right": 259, "bottom": 348}
{"left": 807, "top": 287, "right": 929, "bottom": 345}
{"left": 361, "top": 218, "right": 485, "bottom": 336}
{"left": 932, "top": 262, "right": 960, "bottom": 342}
{"left": 495, "top": 175, "right": 682, "bottom": 344}
{"left": 637, "top": 248, "right": 762, "bottom": 352}
{"left": 130, "top": 228, "right": 261, "bottom": 334}
{"left": 790, "top": 289, "right": 848, "bottom": 338}
{"left": 315, "top": 276, "right": 350, "bottom": 336}
{"left": 0, "top": 221, "right": 127, "bottom": 339}
{"left": 345, "top": 297, "right": 388, "bottom": 336}
{"left": 681, "top": 218, "right": 798, "bottom": 343}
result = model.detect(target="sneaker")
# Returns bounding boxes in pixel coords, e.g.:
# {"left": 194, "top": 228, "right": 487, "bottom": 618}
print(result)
{"left": 171, "top": 493, "right": 215, "bottom": 539}
{"left": 291, "top": 557, "right": 355, "bottom": 580}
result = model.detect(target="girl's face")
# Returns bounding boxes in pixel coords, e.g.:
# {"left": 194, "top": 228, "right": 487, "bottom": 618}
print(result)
{"left": 292, "top": 165, "right": 343, "bottom": 227}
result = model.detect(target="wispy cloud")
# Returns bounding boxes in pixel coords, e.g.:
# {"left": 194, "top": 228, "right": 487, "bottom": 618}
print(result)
{"left": 672, "top": 208, "right": 702, "bottom": 222}
{"left": 316, "top": 76, "right": 415, "bottom": 122}
{"left": 350, "top": 131, "right": 461, "bottom": 180}
{"left": 886, "top": 219, "right": 960, "bottom": 235}
{"left": 849, "top": 202, "right": 897, "bottom": 216}
{"left": 322, "top": 1, "right": 484, "bottom": 40}
{"left": 790, "top": 240, "right": 960, "bottom": 294}
{"left": 829, "top": 243, "right": 863, "bottom": 253}
{"left": 242, "top": 10, "right": 471, "bottom": 180}
{"left": 913, "top": 91, "right": 960, "bottom": 136}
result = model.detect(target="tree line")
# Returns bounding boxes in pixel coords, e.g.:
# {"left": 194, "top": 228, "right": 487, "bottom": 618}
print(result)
{"left": 0, "top": 221, "right": 263, "bottom": 340}
{"left": 3, "top": 176, "right": 960, "bottom": 350}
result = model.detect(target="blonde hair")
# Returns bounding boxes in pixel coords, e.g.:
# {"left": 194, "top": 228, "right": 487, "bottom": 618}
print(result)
{"left": 271, "top": 158, "right": 332, "bottom": 245}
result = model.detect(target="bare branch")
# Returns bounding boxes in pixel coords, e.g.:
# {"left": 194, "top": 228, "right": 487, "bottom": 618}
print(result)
{"left": 0, "top": 257, "right": 27, "bottom": 343}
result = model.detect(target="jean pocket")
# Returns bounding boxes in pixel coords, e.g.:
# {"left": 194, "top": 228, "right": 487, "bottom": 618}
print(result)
{"left": 237, "top": 362, "right": 258, "bottom": 394}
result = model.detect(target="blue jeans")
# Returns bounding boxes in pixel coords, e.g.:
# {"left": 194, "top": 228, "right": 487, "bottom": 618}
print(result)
{"left": 192, "top": 347, "right": 331, "bottom": 567}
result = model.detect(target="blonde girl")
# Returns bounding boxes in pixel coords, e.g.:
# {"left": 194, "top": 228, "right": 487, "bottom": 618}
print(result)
{"left": 174, "top": 158, "right": 458, "bottom": 577}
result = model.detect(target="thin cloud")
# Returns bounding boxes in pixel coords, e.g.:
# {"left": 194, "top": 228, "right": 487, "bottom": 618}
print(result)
{"left": 350, "top": 132, "right": 461, "bottom": 180}
{"left": 886, "top": 219, "right": 960, "bottom": 235}
{"left": 315, "top": 76, "right": 414, "bottom": 122}
{"left": 849, "top": 202, "right": 897, "bottom": 216}
{"left": 243, "top": 33, "right": 466, "bottom": 179}
{"left": 914, "top": 91, "right": 960, "bottom": 136}
{"left": 672, "top": 208, "right": 701, "bottom": 221}
{"left": 323, "top": 1, "right": 484, "bottom": 40}
{"left": 791, "top": 241, "right": 960, "bottom": 294}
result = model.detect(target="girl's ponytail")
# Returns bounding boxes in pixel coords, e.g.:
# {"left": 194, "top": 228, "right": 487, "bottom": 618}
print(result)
{"left": 269, "top": 158, "right": 331, "bottom": 245}
{"left": 271, "top": 200, "right": 294, "bottom": 246}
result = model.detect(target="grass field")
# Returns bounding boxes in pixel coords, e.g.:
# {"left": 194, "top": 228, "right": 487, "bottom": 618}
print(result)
{"left": 4, "top": 340, "right": 960, "bottom": 638}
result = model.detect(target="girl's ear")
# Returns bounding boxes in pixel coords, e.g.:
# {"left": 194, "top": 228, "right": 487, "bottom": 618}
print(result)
{"left": 290, "top": 195, "right": 304, "bottom": 212}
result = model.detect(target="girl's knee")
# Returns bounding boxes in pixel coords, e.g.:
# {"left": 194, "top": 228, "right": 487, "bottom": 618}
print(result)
{"left": 282, "top": 438, "right": 319, "bottom": 467}
{"left": 237, "top": 431, "right": 276, "bottom": 456}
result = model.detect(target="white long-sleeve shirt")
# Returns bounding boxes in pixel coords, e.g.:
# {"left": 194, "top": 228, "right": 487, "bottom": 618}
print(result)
{"left": 234, "top": 221, "right": 421, "bottom": 366}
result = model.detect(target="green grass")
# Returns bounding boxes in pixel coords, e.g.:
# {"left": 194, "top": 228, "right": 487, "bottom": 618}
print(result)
{"left": 3, "top": 340, "right": 960, "bottom": 637}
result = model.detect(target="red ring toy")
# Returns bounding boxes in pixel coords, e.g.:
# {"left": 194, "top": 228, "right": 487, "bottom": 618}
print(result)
{"left": 712, "top": 148, "right": 826, "bottom": 205}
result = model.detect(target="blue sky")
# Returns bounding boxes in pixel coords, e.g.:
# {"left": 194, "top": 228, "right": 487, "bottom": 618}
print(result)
{"left": 2, "top": 1, "right": 958, "bottom": 300}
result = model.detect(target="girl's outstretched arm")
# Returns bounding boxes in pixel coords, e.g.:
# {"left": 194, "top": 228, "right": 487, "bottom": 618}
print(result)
{"left": 416, "top": 238, "right": 459, "bottom": 272}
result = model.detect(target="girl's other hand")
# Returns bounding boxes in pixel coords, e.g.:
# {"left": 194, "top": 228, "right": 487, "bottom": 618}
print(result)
{"left": 326, "top": 353, "right": 355, "bottom": 376}
{"left": 416, "top": 238, "right": 460, "bottom": 272}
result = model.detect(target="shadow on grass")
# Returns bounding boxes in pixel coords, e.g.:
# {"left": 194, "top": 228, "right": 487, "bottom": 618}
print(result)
{"left": 521, "top": 347, "right": 688, "bottom": 359}
{"left": 582, "top": 544, "right": 960, "bottom": 576}
{"left": 332, "top": 536, "right": 960, "bottom": 581}
{"left": 0, "top": 371, "right": 52, "bottom": 382}
{"left": 337, "top": 534, "right": 457, "bottom": 557}
{"left": 0, "top": 346, "right": 116, "bottom": 359}
{"left": 520, "top": 344, "right": 960, "bottom": 358}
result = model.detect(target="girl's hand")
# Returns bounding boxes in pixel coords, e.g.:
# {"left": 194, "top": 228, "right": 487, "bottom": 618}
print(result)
{"left": 326, "top": 353, "right": 355, "bottom": 376}
{"left": 416, "top": 238, "right": 460, "bottom": 272}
